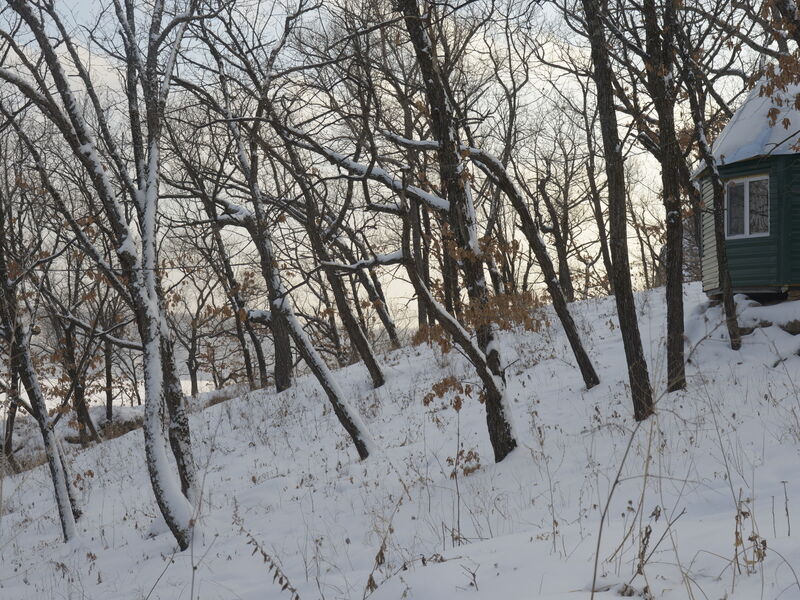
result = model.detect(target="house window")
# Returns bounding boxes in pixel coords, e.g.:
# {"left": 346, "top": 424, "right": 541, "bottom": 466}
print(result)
{"left": 725, "top": 176, "right": 769, "bottom": 238}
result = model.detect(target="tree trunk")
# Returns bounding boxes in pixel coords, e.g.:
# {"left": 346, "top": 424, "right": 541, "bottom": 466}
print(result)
{"left": 400, "top": 198, "right": 517, "bottom": 462}
{"left": 160, "top": 334, "right": 197, "bottom": 502}
{"left": 3, "top": 317, "right": 79, "bottom": 540}
{"left": 246, "top": 323, "right": 269, "bottom": 387}
{"left": 0, "top": 202, "right": 78, "bottom": 540}
{"left": 711, "top": 181, "right": 741, "bottom": 350}
{"left": 188, "top": 353, "right": 199, "bottom": 398}
{"left": 3, "top": 371, "right": 20, "bottom": 473}
{"left": 539, "top": 177, "right": 576, "bottom": 302}
{"left": 105, "top": 338, "right": 113, "bottom": 423}
{"left": 582, "top": 0, "right": 654, "bottom": 419}
{"left": 64, "top": 327, "right": 99, "bottom": 446}
{"left": 278, "top": 139, "right": 386, "bottom": 388}
{"left": 582, "top": 94, "right": 614, "bottom": 293}
{"left": 232, "top": 312, "right": 255, "bottom": 389}
{"left": 270, "top": 302, "right": 294, "bottom": 392}
{"left": 398, "top": 0, "right": 517, "bottom": 460}
{"left": 642, "top": 0, "right": 685, "bottom": 392}
{"left": 221, "top": 102, "right": 376, "bottom": 459}
{"left": 680, "top": 39, "right": 741, "bottom": 351}
{"left": 467, "top": 148, "right": 601, "bottom": 389}
{"left": 331, "top": 241, "right": 400, "bottom": 349}
{"left": 412, "top": 201, "right": 429, "bottom": 328}
{"left": 140, "top": 319, "right": 192, "bottom": 550}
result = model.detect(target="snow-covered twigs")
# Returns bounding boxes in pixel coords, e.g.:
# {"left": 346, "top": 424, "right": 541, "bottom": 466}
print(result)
{"left": 320, "top": 250, "right": 404, "bottom": 273}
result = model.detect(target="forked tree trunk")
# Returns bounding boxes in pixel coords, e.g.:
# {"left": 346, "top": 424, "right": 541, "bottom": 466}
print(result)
{"left": 63, "top": 327, "right": 100, "bottom": 445}
{"left": 204, "top": 195, "right": 268, "bottom": 388}
{"left": 330, "top": 238, "right": 401, "bottom": 349}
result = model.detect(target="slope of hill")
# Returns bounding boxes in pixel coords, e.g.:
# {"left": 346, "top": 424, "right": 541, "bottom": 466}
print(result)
{"left": 1, "top": 282, "right": 799, "bottom": 600}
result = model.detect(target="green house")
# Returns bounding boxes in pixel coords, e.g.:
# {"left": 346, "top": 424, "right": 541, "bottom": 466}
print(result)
{"left": 697, "top": 82, "right": 800, "bottom": 298}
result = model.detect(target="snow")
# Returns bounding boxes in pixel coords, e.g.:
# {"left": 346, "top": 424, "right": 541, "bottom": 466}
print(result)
{"left": 320, "top": 250, "right": 404, "bottom": 272}
{"left": 286, "top": 128, "right": 451, "bottom": 213}
{"left": 2, "top": 283, "right": 800, "bottom": 599}
{"left": 711, "top": 79, "right": 800, "bottom": 166}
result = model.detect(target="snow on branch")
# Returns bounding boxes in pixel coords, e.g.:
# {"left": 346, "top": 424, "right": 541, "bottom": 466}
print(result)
{"left": 381, "top": 130, "right": 439, "bottom": 151}
{"left": 282, "top": 125, "right": 450, "bottom": 213}
{"left": 59, "top": 313, "right": 143, "bottom": 351}
{"left": 246, "top": 308, "right": 272, "bottom": 326}
{"left": 214, "top": 197, "right": 253, "bottom": 226}
{"left": 320, "top": 250, "right": 404, "bottom": 272}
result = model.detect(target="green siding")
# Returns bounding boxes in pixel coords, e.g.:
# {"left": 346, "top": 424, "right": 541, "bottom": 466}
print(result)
{"left": 701, "top": 179, "right": 719, "bottom": 292}
{"left": 786, "top": 155, "right": 800, "bottom": 283}
{"left": 700, "top": 155, "right": 785, "bottom": 293}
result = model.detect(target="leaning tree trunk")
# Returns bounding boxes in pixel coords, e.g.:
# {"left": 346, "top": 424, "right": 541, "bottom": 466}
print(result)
{"left": 582, "top": 0, "right": 654, "bottom": 420}
{"left": 398, "top": 0, "right": 517, "bottom": 461}
{"left": 246, "top": 221, "right": 377, "bottom": 459}
{"left": 682, "top": 50, "right": 742, "bottom": 351}
{"left": 0, "top": 307, "right": 78, "bottom": 540}
{"left": 15, "top": 356, "right": 80, "bottom": 541}
{"left": 468, "top": 148, "right": 601, "bottom": 389}
{"left": 400, "top": 196, "right": 517, "bottom": 462}
{"left": 220, "top": 100, "right": 377, "bottom": 459}
{"left": 279, "top": 138, "right": 386, "bottom": 388}
{"left": 0, "top": 206, "right": 78, "bottom": 541}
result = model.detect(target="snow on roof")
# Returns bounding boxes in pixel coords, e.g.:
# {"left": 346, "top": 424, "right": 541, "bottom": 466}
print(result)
{"left": 712, "top": 80, "right": 800, "bottom": 166}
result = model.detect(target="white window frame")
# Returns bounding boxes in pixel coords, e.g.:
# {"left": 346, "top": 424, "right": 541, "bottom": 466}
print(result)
{"left": 724, "top": 174, "right": 770, "bottom": 239}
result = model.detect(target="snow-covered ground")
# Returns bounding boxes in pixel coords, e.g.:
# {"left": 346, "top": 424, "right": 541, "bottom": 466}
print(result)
{"left": 1, "top": 282, "right": 799, "bottom": 600}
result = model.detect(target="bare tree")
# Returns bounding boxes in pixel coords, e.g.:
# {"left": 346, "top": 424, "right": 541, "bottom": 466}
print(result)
{"left": 0, "top": 0, "right": 201, "bottom": 549}
{"left": 577, "top": 0, "right": 654, "bottom": 420}
{"left": 0, "top": 136, "right": 80, "bottom": 541}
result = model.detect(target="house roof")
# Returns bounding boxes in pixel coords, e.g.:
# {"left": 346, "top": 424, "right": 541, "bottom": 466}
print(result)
{"left": 711, "top": 80, "right": 800, "bottom": 167}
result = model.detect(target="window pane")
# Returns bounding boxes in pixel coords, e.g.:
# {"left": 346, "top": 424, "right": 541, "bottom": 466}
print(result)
{"left": 727, "top": 182, "right": 745, "bottom": 236}
{"left": 749, "top": 179, "right": 769, "bottom": 234}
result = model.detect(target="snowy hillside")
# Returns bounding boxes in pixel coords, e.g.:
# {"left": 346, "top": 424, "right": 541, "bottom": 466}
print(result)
{"left": 2, "top": 282, "right": 800, "bottom": 600}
